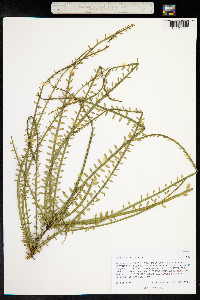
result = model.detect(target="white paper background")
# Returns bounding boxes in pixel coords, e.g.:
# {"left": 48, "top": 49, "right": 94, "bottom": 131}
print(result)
{"left": 3, "top": 18, "right": 196, "bottom": 295}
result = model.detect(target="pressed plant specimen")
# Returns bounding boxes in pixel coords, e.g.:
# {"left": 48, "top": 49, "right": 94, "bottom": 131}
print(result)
{"left": 11, "top": 24, "right": 197, "bottom": 259}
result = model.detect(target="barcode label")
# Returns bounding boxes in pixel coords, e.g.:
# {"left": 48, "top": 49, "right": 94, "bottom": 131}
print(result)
{"left": 162, "top": 19, "right": 196, "bottom": 30}
{"left": 170, "top": 20, "right": 189, "bottom": 29}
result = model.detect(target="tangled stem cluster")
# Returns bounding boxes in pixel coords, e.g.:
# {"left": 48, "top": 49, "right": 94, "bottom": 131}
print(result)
{"left": 11, "top": 24, "right": 197, "bottom": 259}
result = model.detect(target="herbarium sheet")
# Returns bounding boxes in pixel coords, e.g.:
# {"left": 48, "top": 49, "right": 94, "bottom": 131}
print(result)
{"left": 3, "top": 18, "right": 196, "bottom": 295}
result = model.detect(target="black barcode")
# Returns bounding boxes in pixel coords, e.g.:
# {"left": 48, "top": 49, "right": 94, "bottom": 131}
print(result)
{"left": 170, "top": 20, "right": 189, "bottom": 29}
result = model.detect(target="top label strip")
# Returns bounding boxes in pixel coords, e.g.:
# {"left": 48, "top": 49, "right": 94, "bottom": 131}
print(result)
{"left": 51, "top": 2, "right": 154, "bottom": 14}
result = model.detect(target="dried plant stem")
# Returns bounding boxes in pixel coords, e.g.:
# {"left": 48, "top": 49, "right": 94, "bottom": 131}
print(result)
{"left": 10, "top": 24, "right": 197, "bottom": 259}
